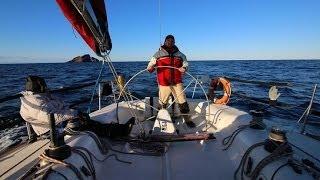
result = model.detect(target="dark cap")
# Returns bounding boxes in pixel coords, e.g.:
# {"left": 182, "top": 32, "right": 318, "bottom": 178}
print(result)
{"left": 26, "top": 75, "right": 47, "bottom": 93}
{"left": 165, "top": 35, "right": 175, "bottom": 41}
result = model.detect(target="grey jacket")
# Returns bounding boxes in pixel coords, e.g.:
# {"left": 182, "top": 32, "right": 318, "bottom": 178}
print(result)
{"left": 20, "top": 91, "right": 77, "bottom": 135}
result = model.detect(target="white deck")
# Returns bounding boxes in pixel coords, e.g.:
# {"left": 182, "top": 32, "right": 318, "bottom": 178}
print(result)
{"left": 96, "top": 138, "right": 234, "bottom": 180}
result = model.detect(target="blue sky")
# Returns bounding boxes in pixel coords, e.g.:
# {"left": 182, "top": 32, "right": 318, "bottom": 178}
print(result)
{"left": 0, "top": 0, "right": 319, "bottom": 63}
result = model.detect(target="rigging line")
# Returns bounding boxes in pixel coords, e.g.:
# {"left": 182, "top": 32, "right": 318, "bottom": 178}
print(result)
{"left": 71, "top": 26, "right": 78, "bottom": 38}
{"left": 192, "top": 79, "right": 199, "bottom": 99}
{"left": 64, "top": 128, "right": 108, "bottom": 155}
{"left": 104, "top": 54, "right": 141, "bottom": 117}
{"left": 104, "top": 54, "right": 135, "bottom": 103}
{"left": 300, "top": 84, "right": 317, "bottom": 133}
{"left": 73, "top": 146, "right": 131, "bottom": 164}
{"left": 103, "top": 138, "right": 163, "bottom": 156}
{"left": 98, "top": 52, "right": 124, "bottom": 102}
{"left": 102, "top": 62, "right": 147, "bottom": 133}
{"left": 104, "top": 53, "right": 133, "bottom": 104}
{"left": 87, "top": 60, "right": 105, "bottom": 113}
{"left": 39, "top": 153, "right": 84, "bottom": 180}
{"left": 166, "top": 79, "right": 195, "bottom": 109}
{"left": 103, "top": 53, "right": 145, "bottom": 134}
{"left": 233, "top": 142, "right": 265, "bottom": 180}
{"left": 271, "top": 162, "right": 289, "bottom": 180}
{"left": 297, "top": 107, "right": 309, "bottom": 123}
{"left": 71, "top": 148, "right": 96, "bottom": 179}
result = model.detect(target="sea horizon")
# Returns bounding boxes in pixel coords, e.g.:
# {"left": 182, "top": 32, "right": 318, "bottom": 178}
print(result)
{"left": 0, "top": 58, "right": 319, "bottom": 65}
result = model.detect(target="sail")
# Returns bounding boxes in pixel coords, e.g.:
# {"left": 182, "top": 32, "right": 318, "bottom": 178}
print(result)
{"left": 56, "top": 0, "right": 112, "bottom": 56}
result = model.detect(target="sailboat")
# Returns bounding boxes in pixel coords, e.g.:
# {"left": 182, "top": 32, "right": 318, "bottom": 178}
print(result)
{"left": 0, "top": 0, "right": 319, "bottom": 179}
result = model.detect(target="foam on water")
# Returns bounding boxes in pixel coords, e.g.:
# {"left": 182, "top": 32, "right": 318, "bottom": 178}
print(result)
{"left": 0, "top": 126, "right": 28, "bottom": 153}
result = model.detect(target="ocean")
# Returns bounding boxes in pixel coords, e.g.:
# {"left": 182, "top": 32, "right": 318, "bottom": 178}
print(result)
{"left": 0, "top": 60, "right": 319, "bottom": 152}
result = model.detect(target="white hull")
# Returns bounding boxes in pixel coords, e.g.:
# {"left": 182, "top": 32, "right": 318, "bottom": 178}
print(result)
{"left": 1, "top": 98, "right": 319, "bottom": 180}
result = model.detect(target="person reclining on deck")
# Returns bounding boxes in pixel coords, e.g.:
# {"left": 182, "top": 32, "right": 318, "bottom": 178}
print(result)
{"left": 20, "top": 75, "right": 134, "bottom": 138}
{"left": 147, "top": 35, "right": 196, "bottom": 128}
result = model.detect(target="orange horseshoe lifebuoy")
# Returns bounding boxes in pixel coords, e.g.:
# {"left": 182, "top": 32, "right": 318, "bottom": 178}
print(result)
{"left": 208, "top": 77, "right": 231, "bottom": 105}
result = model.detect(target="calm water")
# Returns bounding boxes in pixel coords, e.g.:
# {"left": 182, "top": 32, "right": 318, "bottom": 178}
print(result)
{"left": 0, "top": 60, "right": 319, "bottom": 151}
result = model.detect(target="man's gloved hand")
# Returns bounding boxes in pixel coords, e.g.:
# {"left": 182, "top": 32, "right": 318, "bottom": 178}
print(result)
{"left": 178, "top": 67, "right": 186, "bottom": 75}
{"left": 147, "top": 66, "right": 155, "bottom": 73}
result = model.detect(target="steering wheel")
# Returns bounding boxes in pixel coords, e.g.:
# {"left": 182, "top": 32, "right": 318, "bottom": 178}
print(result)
{"left": 116, "top": 66, "right": 210, "bottom": 120}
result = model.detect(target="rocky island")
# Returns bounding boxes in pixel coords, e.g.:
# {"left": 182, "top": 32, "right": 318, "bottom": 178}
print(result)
{"left": 68, "top": 54, "right": 99, "bottom": 63}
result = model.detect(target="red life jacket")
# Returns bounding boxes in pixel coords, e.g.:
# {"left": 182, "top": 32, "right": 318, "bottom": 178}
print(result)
{"left": 156, "top": 46, "right": 184, "bottom": 86}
